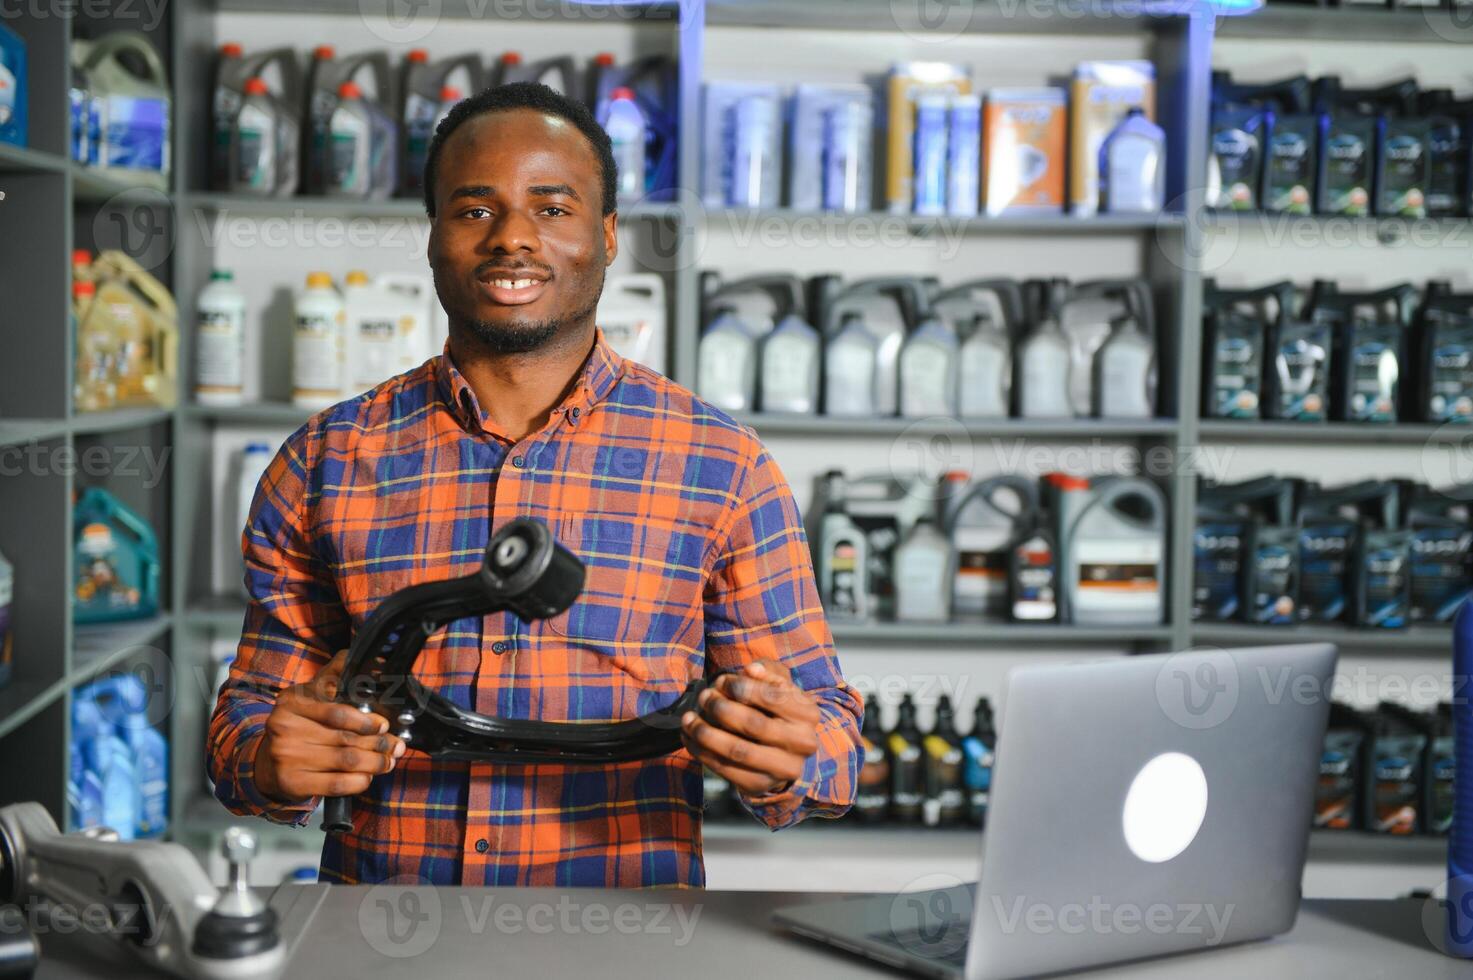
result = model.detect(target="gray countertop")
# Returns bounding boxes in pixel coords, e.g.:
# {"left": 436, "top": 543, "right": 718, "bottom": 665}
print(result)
{"left": 29, "top": 885, "right": 1470, "bottom": 979}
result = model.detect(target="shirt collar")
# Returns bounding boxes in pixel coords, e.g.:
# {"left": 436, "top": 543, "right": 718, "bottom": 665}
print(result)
{"left": 434, "top": 328, "right": 624, "bottom": 435}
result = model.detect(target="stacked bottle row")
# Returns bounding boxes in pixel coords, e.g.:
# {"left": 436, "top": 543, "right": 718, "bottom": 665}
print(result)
{"left": 68, "top": 674, "right": 169, "bottom": 840}
{"left": 1318, "top": 700, "right": 1456, "bottom": 837}
{"left": 697, "top": 273, "right": 1159, "bottom": 420}
{"left": 1209, "top": 72, "right": 1471, "bottom": 218}
{"left": 814, "top": 469, "right": 1167, "bottom": 627}
{"left": 208, "top": 44, "right": 675, "bottom": 203}
{"left": 703, "top": 693, "right": 997, "bottom": 829}
{"left": 1202, "top": 279, "right": 1473, "bottom": 424}
{"left": 704, "top": 59, "right": 1164, "bottom": 217}
{"left": 1194, "top": 476, "right": 1471, "bottom": 629}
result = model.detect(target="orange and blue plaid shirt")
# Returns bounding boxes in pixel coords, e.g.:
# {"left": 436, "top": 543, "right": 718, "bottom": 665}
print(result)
{"left": 208, "top": 331, "right": 862, "bottom": 887}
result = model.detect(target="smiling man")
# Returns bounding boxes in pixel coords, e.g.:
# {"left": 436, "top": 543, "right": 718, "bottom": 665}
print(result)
{"left": 207, "top": 83, "right": 863, "bottom": 887}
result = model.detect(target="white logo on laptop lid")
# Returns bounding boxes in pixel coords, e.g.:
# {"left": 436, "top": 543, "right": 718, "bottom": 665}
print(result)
{"left": 1122, "top": 752, "right": 1209, "bottom": 863}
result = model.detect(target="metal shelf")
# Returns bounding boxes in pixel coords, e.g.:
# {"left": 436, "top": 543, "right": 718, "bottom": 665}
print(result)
{"left": 706, "top": 208, "right": 1186, "bottom": 235}
{"left": 0, "top": 419, "right": 69, "bottom": 448}
{"left": 72, "top": 614, "right": 174, "bottom": 680}
{"left": 739, "top": 414, "right": 1178, "bottom": 439}
{"left": 185, "top": 402, "right": 314, "bottom": 426}
{"left": 181, "top": 192, "right": 685, "bottom": 222}
{"left": 1197, "top": 420, "right": 1471, "bottom": 443}
{"left": 706, "top": 0, "right": 1195, "bottom": 33}
{"left": 1218, "top": 5, "right": 1473, "bottom": 43}
{"left": 208, "top": 0, "right": 678, "bottom": 20}
{"left": 1204, "top": 209, "right": 1472, "bottom": 237}
{"left": 70, "top": 163, "right": 171, "bottom": 205}
{"left": 0, "top": 678, "right": 60, "bottom": 741}
{"left": 0, "top": 143, "right": 69, "bottom": 175}
{"left": 185, "top": 596, "right": 249, "bottom": 632}
{"left": 70, "top": 407, "right": 173, "bottom": 436}
{"left": 830, "top": 620, "right": 1171, "bottom": 646}
{"left": 1190, "top": 622, "right": 1453, "bottom": 653}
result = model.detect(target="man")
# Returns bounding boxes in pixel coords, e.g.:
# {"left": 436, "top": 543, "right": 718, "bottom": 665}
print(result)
{"left": 207, "top": 83, "right": 863, "bottom": 887}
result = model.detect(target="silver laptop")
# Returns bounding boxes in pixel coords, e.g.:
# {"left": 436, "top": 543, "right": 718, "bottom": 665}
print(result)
{"left": 774, "top": 643, "right": 1338, "bottom": 979}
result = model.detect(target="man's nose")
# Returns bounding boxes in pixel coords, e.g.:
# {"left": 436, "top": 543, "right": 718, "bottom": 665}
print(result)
{"left": 477, "top": 206, "right": 541, "bottom": 254}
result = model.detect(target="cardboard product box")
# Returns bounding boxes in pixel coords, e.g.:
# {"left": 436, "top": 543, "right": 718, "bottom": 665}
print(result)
{"left": 885, "top": 62, "right": 970, "bottom": 215}
{"left": 983, "top": 87, "right": 1067, "bottom": 215}
{"left": 1070, "top": 60, "right": 1157, "bottom": 217}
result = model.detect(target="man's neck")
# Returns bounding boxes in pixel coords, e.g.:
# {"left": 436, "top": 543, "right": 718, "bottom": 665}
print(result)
{"left": 449, "top": 324, "right": 596, "bottom": 442}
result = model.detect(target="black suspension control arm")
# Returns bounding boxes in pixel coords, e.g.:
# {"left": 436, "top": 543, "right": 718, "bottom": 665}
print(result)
{"left": 321, "top": 517, "right": 706, "bottom": 833}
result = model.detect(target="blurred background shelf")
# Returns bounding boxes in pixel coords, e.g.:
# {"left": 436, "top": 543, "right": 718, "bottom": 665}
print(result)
{"left": 70, "top": 407, "right": 173, "bottom": 436}
{"left": 0, "top": 419, "right": 69, "bottom": 448}
{"left": 830, "top": 621, "right": 1173, "bottom": 646}
{"left": 1217, "top": 5, "right": 1473, "bottom": 43}
{"left": 1196, "top": 420, "right": 1473, "bottom": 443}
{"left": 1189, "top": 622, "right": 1453, "bottom": 653}
{"left": 737, "top": 415, "right": 1179, "bottom": 439}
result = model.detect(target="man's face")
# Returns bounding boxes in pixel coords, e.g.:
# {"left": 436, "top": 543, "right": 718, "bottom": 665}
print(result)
{"left": 427, "top": 108, "right": 618, "bottom": 354}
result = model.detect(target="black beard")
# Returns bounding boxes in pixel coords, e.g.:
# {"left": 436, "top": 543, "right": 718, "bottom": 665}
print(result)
{"left": 460, "top": 315, "right": 563, "bottom": 354}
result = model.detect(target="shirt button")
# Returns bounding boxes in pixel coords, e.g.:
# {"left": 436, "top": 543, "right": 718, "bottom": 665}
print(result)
{"left": 571, "top": 407, "right": 581, "bottom": 419}
{"left": 491, "top": 641, "right": 508, "bottom": 655}
{"left": 475, "top": 839, "right": 489, "bottom": 854}
{"left": 511, "top": 455, "right": 525, "bottom": 469}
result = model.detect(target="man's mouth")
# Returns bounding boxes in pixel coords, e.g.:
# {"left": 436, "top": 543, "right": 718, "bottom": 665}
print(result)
{"left": 476, "top": 268, "right": 551, "bottom": 307}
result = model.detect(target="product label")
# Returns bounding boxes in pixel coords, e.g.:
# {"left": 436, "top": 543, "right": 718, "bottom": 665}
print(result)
{"left": 1425, "top": 313, "right": 1473, "bottom": 422}
{"left": 1321, "top": 123, "right": 1372, "bottom": 216}
{"left": 1358, "top": 531, "right": 1410, "bottom": 628}
{"left": 856, "top": 735, "right": 890, "bottom": 819}
{"left": 236, "top": 101, "right": 274, "bottom": 191}
{"left": 953, "top": 525, "right": 1011, "bottom": 618}
{"left": 763, "top": 333, "right": 817, "bottom": 411}
{"left": 1193, "top": 521, "right": 1244, "bottom": 621}
{"left": 1272, "top": 329, "right": 1330, "bottom": 420}
{"left": 1426, "top": 118, "right": 1466, "bottom": 216}
{"left": 1074, "top": 538, "right": 1162, "bottom": 618}
{"left": 1346, "top": 329, "right": 1400, "bottom": 422}
{"left": 195, "top": 308, "right": 244, "bottom": 392}
{"left": 900, "top": 344, "right": 953, "bottom": 415}
{"left": 1210, "top": 122, "right": 1260, "bottom": 210}
{"left": 887, "top": 734, "right": 923, "bottom": 819}
{"left": 1299, "top": 520, "right": 1355, "bottom": 623}
{"left": 1265, "top": 120, "right": 1315, "bottom": 214}
{"left": 923, "top": 735, "right": 964, "bottom": 826}
{"left": 1250, "top": 533, "right": 1298, "bottom": 624}
{"left": 827, "top": 540, "right": 863, "bottom": 618}
{"left": 293, "top": 311, "right": 342, "bottom": 396}
{"left": 962, "top": 737, "right": 993, "bottom": 825}
{"left": 351, "top": 314, "right": 398, "bottom": 389}
{"left": 1010, "top": 535, "right": 1056, "bottom": 621}
{"left": 1409, "top": 525, "right": 1473, "bottom": 622}
{"left": 826, "top": 339, "right": 876, "bottom": 415}
{"left": 329, "top": 108, "right": 368, "bottom": 194}
{"left": 1371, "top": 733, "right": 1425, "bottom": 834}
{"left": 1316, "top": 730, "right": 1361, "bottom": 830}
{"left": 697, "top": 332, "right": 754, "bottom": 410}
{"left": 1378, "top": 126, "right": 1429, "bottom": 218}
{"left": 1209, "top": 330, "right": 1262, "bottom": 419}
{"left": 1430, "top": 734, "right": 1455, "bottom": 834}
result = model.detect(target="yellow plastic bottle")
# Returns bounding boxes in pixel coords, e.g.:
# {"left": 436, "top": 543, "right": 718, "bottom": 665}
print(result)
{"left": 90, "top": 251, "right": 178, "bottom": 408}
{"left": 73, "top": 279, "right": 116, "bottom": 413}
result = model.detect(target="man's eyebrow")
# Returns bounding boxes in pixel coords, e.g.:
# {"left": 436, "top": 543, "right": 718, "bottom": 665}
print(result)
{"left": 448, "top": 184, "right": 494, "bottom": 202}
{"left": 529, "top": 184, "right": 580, "bottom": 201}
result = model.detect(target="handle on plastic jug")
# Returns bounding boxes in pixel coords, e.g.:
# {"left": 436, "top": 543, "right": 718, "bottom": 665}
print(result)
{"left": 77, "top": 487, "right": 160, "bottom": 553}
{"left": 930, "top": 279, "right": 1026, "bottom": 338}
{"left": 334, "top": 51, "right": 397, "bottom": 107}
{"left": 700, "top": 273, "right": 806, "bottom": 329}
{"left": 949, "top": 475, "right": 1039, "bottom": 533}
{"left": 1448, "top": 604, "right": 1473, "bottom": 957}
{"left": 81, "top": 31, "right": 169, "bottom": 88}
{"left": 1074, "top": 478, "right": 1166, "bottom": 535}
{"left": 1071, "top": 279, "right": 1157, "bottom": 339}
{"left": 1229, "top": 74, "right": 1314, "bottom": 114}
{"left": 1340, "top": 78, "right": 1421, "bottom": 115}
{"left": 811, "top": 276, "right": 932, "bottom": 336}
{"left": 238, "top": 48, "right": 304, "bottom": 103}
{"left": 1205, "top": 279, "right": 1297, "bottom": 328}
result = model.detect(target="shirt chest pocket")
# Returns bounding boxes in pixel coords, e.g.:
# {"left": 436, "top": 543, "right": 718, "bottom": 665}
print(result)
{"left": 544, "top": 514, "right": 702, "bottom": 654}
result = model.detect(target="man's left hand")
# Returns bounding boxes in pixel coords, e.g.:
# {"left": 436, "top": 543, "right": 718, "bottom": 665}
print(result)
{"left": 681, "top": 659, "right": 822, "bottom": 797}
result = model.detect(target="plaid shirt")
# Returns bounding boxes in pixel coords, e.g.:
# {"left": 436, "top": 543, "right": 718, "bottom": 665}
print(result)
{"left": 207, "top": 331, "right": 862, "bottom": 887}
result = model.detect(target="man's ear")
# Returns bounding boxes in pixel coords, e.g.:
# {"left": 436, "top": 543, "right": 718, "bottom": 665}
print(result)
{"left": 603, "top": 211, "right": 619, "bottom": 267}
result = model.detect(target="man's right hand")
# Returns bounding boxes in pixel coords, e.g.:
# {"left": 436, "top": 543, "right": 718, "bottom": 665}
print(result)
{"left": 253, "top": 650, "right": 406, "bottom": 804}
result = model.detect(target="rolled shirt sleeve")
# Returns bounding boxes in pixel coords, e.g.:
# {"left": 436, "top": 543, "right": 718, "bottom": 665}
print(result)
{"left": 207, "top": 426, "right": 350, "bottom": 825}
{"left": 701, "top": 440, "right": 864, "bottom": 829}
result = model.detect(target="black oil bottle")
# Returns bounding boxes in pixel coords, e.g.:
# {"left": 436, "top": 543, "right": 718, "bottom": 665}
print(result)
{"left": 887, "top": 693, "right": 925, "bottom": 824}
{"left": 962, "top": 697, "right": 997, "bottom": 827}
{"left": 854, "top": 695, "right": 892, "bottom": 823}
{"left": 923, "top": 695, "right": 965, "bottom": 827}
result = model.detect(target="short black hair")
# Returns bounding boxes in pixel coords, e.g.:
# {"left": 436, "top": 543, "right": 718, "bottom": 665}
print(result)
{"left": 422, "top": 81, "right": 617, "bottom": 219}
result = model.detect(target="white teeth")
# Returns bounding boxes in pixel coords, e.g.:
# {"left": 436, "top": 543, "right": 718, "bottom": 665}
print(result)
{"left": 492, "top": 278, "right": 537, "bottom": 290}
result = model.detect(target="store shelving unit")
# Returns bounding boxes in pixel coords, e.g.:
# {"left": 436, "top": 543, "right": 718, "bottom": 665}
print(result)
{"left": 2, "top": 0, "right": 1466, "bottom": 875}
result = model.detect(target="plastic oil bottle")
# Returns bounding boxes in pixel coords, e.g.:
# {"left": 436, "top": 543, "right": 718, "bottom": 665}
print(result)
{"left": 696, "top": 306, "right": 758, "bottom": 412}
{"left": 606, "top": 87, "right": 647, "bottom": 205}
{"left": 1061, "top": 477, "right": 1167, "bottom": 626}
{"left": 894, "top": 514, "right": 954, "bottom": 623}
{"left": 73, "top": 487, "right": 161, "bottom": 624}
{"left": 1017, "top": 279, "right": 1073, "bottom": 418}
{"left": 823, "top": 312, "right": 879, "bottom": 417}
{"left": 923, "top": 694, "right": 966, "bottom": 827}
{"left": 946, "top": 473, "right": 1038, "bottom": 620}
{"left": 89, "top": 251, "right": 178, "bottom": 409}
{"left": 194, "top": 268, "right": 246, "bottom": 406}
{"left": 73, "top": 278, "right": 114, "bottom": 412}
{"left": 887, "top": 693, "right": 925, "bottom": 824}
{"left": 816, "top": 470, "right": 870, "bottom": 622}
{"left": 399, "top": 48, "right": 481, "bottom": 196}
{"left": 898, "top": 311, "right": 959, "bottom": 418}
{"left": 1093, "top": 306, "right": 1156, "bottom": 418}
{"left": 293, "top": 271, "right": 344, "bottom": 409}
{"left": 854, "top": 695, "right": 891, "bottom": 823}
{"left": 962, "top": 697, "right": 996, "bottom": 826}
{"left": 1448, "top": 603, "right": 1473, "bottom": 956}
{"left": 1099, "top": 107, "right": 1166, "bottom": 214}
{"left": 758, "top": 309, "right": 821, "bottom": 415}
